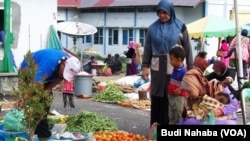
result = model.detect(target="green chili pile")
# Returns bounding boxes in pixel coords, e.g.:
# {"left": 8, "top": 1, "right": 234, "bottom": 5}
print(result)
{"left": 93, "top": 81, "right": 127, "bottom": 103}
{"left": 65, "top": 111, "right": 118, "bottom": 133}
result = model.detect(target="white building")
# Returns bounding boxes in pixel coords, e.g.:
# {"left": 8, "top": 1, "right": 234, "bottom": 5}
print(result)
{"left": 58, "top": 0, "right": 250, "bottom": 60}
{"left": 0, "top": 0, "right": 57, "bottom": 69}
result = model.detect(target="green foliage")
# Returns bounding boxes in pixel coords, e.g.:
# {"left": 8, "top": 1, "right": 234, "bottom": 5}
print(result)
{"left": 13, "top": 50, "right": 53, "bottom": 138}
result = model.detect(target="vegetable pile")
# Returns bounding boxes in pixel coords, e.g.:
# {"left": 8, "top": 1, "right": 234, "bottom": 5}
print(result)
{"left": 93, "top": 81, "right": 127, "bottom": 103}
{"left": 94, "top": 131, "right": 147, "bottom": 141}
{"left": 64, "top": 111, "right": 118, "bottom": 133}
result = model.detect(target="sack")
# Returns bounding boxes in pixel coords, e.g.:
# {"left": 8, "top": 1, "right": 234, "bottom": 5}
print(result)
{"left": 102, "top": 67, "right": 112, "bottom": 76}
{"left": 216, "top": 50, "right": 223, "bottom": 57}
{"left": 125, "top": 58, "right": 132, "bottom": 64}
{"left": 3, "top": 108, "right": 26, "bottom": 132}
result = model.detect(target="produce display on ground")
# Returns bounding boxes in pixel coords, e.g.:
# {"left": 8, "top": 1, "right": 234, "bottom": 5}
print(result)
{"left": 117, "top": 99, "right": 151, "bottom": 110}
{"left": 115, "top": 83, "right": 135, "bottom": 93}
{"left": 48, "top": 111, "right": 118, "bottom": 133}
{"left": 93, "top": 81, "right": 127, "bottom": 103}
{"left": 94, "top": 130, "right": 147, "bottom": 141}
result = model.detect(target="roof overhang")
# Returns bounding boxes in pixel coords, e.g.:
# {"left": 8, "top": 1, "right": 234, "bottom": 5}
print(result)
{"left": 58, "top": 0, "right": 80, "bottom": 8}
{"left": 79, "top": 0, "right": 205, "bottom": 9}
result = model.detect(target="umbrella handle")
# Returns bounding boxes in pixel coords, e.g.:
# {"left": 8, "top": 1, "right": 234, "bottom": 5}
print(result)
{"left": 63, "top": 47, "right": 80, "bottom": 60}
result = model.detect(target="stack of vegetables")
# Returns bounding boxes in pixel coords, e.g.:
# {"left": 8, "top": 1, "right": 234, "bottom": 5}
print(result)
{"left": 93, "top": 81, "right": 127, "bottom": 103}
{"left": 48, "top": 111, "right": 118, "bottom": 133}
{"left": 47, "top": 111, "right": 147, "bottom": 141}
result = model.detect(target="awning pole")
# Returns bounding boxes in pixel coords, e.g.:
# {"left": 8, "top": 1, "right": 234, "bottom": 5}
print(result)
{"left": 234, "top": 0, "right": 247, "bottom": 125}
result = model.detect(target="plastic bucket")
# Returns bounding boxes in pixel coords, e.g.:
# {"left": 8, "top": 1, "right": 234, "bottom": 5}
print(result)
{"left": 74, "top": 74, "right": 93, "bottom": 96}
{"left": 92, "top": 69, "right": 97, "bottom": 75}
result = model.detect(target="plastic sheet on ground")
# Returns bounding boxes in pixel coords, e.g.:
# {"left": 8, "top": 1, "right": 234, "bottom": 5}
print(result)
{"left": 115, "top": 75, "right": 141, "bottom": 85}
{"left": 124, "top": 93, "right": 139, "bottom": 100}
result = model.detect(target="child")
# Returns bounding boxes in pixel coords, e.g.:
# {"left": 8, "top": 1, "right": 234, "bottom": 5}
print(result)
{"left": 62, "top": 79, "right": 75, "bottom": 108}
{"left": 187, "top": 92, "right": 230, "bottom": 120}
{"left": 168, "top": 45, "right": 187, "bottom": 124}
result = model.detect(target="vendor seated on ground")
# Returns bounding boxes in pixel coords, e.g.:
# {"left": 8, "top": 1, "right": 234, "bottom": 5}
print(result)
{"left": 83, "top": 56, "right": 96, "bottom": 74}
{"left": 109, "top": 54, "right": 122, "bottom": 74}
{"left": 104, "top": 54, "right": 113, "bottom": 66}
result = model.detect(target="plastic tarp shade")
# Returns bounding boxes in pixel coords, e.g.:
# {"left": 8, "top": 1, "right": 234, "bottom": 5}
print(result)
{"left": 47, "top": 25, "right": 63, "bottom": 50}
{"left": 187, "top": 15, "right": 250, "bottom": 38}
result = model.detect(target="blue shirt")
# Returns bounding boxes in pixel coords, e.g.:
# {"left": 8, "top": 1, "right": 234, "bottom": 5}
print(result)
{"left": 20, "top": 48, "right": 69, "bottom": 82}
{"left": 168, "top": 65, "right": 187, "bottom": 96}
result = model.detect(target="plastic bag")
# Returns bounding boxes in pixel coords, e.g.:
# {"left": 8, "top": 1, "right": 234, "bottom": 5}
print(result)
{"left": 102, "top": 67, "right": 112, "bottom": 76}
{"left": 203, "top": 111, "right": 215, "bottom": 125}
{"left": 3, "top": 108, "right": 26, "bottom": 132}
{"left": 125, "top": 58, "right": 132, "bottom": 64}
{"left": 134, "top": 77, "right": 149, "bottom": 88}
{"left": 148, "top": 122, "right": 158, "bottom": 140}
{"left": 216, "top": 50, "right": 223, "bottom": 57}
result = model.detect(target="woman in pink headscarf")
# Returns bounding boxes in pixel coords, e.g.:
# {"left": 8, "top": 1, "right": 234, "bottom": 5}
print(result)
{"left": 124, "top": 41, "right": 138, "bottom": 75}
{"left": 220, "top": 40, "right": 230, "bottom": 67}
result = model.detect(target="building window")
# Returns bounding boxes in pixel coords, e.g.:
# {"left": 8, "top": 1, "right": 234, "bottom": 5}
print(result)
{"left": 139, "top": 29, "right": 147, "bottom": 47}
{"left": 108, "top": 7, "right": 134, "bottom": 13}
{"left": 94, "top": 28, "right": 103, "bottom": 44}
{"left": 122, "top": 29, "right": 133, "bottom": 45}
{"left": 82, "top": 35, "right": 92, "bottom": 43}
{"left": 138, "top": 7, "right": 156, "bottom": 12}
{"left": 108, "top": 28, "right": 119, "bottom": 45}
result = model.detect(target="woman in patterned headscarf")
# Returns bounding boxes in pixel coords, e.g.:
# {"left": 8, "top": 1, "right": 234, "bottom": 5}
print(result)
{"left": 179, "top": 68, "right": 239, "bottom": 125}
{"left": 229, "top": 29, "right": 250, "bottom": 77}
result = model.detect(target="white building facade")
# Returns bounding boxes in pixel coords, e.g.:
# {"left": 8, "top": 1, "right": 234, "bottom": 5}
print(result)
{"left": 58, "top": 0, "right": 250, "bottom": 60}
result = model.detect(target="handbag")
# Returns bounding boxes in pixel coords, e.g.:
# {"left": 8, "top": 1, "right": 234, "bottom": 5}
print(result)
{"left": 125, "top": 58, "right": 132, "bottom": 64}
{"left": 3, "top": 108, "right": 26, "bottom": 132}
{"left": 216, "top": 50, "right": 223, "bottom": 57}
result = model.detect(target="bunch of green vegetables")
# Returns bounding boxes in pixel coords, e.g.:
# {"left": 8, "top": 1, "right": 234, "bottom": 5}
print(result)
{"left": 65, "top": 111, "right": 118, "bottom": 133}
{"left": 93, "top": 81, "right": 127, "bottom": 103}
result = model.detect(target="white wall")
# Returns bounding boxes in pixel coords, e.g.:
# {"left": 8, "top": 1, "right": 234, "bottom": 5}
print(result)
{"left": 0, "top": 0, "right": 57, "bottom": 68}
